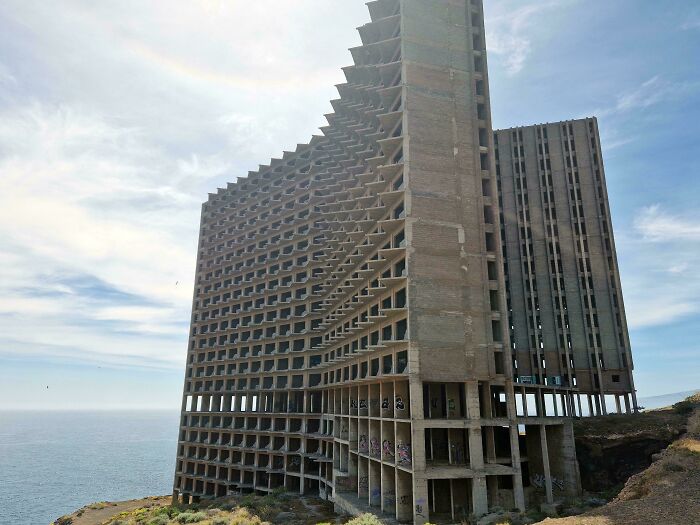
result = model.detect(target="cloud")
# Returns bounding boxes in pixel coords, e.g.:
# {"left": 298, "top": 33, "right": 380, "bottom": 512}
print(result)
{"left": 681, "top": 10, "right": 700, "bottom": 30}
{"left": 635, "top": 205, "right": 700, "bottom": 242}
{"left": 0, "top": 0, "right": 369, "bottom": 374}
{"left": 0, "top": 103, "right": 199, "bottom": 369}
{"left": 485, "top": 1, "right": 573, "bottom": 75}
{"left": 668, "top": 263, "right": 689, "bottom": 275}
{"left": 597, "top": 76, "right": 700, "bottom": 117}
{"left": 617, "top": 205, "right": 700, "bottom": 329}
{"left": 0, "top": 62, "right": 17, "bottom": 86}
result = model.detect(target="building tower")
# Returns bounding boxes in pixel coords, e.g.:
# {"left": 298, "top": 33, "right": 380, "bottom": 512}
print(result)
{"left": 173, "top": 1, "right": 583, "bottom": 522}
{"left": 495, "top": 118, "right": 637, "bottom": 416}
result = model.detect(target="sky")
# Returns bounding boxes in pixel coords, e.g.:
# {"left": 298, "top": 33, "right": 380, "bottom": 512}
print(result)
{"left": 0, "top": 0, "right": 698, "bottom": 410}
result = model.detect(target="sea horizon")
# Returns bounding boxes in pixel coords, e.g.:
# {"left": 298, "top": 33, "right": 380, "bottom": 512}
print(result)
{"left": 0, "top": 410, "right": 180, "bottom": 525}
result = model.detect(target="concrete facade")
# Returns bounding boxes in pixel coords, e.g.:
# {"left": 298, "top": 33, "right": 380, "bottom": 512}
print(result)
{"left": 171, "top": 1, "right": 630, "bottom": 523}
{"left": 495, "top": 119, "right": 637, "bottom": 416}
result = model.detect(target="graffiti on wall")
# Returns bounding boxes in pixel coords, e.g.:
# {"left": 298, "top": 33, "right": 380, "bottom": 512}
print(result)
{"left": 370, "top": 437, "right": 381, "bottom": 458}
{"left": 383, "top": 439, "right": 395, "bottom": 459}
{"left": 359, "top": 434, "right": 369, "bottom": 453}
{"left": 397, "top": 441, "right": 412, "bottom": 466}
{"left": 358, "top": 476, "right": 368, "bottom": 491}
{"left": 531, "top": 473, "right": 565, "bottom": 491}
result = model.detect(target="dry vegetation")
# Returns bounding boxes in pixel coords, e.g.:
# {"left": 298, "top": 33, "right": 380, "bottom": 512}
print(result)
{"left": 54, "top": 492, "right": 344, "bottom": 525}
{"left": 536, "top": 393, "right": 700, "bottom": 525}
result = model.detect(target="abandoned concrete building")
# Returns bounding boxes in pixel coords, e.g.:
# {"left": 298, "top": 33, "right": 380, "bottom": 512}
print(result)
{"left": 172, "top": 0, "right": 635, "bottom": 522}
{"left": 495, "top": 119, "right": 636, "bottom": 418}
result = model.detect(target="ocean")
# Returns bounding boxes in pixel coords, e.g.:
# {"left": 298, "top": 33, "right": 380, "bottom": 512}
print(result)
{"left": 0, "top": 411, "right": 180, "bottom": 525}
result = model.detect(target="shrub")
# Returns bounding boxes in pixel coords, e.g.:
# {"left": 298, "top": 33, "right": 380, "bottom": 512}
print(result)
{"left": 176, "top": 511, "right": 207, "bottom": 524}
{"left": 239, "top": 495, "right": 257, "bottom": 509}
{"left": 147, "top": 517, "right": 170, "bottom": 525}
{"left": 346, "top": 514, "right": 383, "bottom": 525}
{"left": 230, "top": 508, "right": 264, "bottom": 525}
{"left": 673, "top": 400, "right": 695, "bottom": 415}
{"left": 212, "top": 518, "right": 230, "bottom": 525}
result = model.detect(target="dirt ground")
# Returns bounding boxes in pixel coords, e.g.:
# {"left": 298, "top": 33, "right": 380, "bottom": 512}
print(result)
{"left": 57, "top": 496, "right": 170, "bottom": 525}
{"left": 537, "top": 400, "right": 700, "bottom": 525}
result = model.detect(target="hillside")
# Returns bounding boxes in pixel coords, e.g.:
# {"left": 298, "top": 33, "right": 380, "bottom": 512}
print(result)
{"left": 537, "top": 393, "right": 700, "bottom": 525}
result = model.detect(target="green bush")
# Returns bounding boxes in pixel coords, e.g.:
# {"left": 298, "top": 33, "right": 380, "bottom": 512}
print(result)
{"left": 673, "top": 399, "right": 696, "bottom": 415}
{"left": 211, "top": 518, "right": 230, "bottom": 525}
{"left": 148, "top": 515, "right": 170, "bottom": 525}
{"left": 147, "top": 517, "right": 169, "bottom": 525}
{"left": 176, "top": 511, "right": 207, "bottom": 524}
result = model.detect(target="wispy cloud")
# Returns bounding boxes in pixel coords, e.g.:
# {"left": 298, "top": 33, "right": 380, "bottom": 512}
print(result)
{"left": 681, "top": 10, "right": 700, "bottom": 30}
{"left": 635, "top": 205, "right": 700, "bottom": 242}
{"left": 597, "top": 76, "right": 699, "bottom": 117}
{"left": 485, "top": 1, "right": 575, "bottom": 75}
{"left": 0, "top": 62, "right": 17, "bottom": 86}
{"left": 0, "top": 103, "right": 201, "bottom": 368}
{"left": 619, "top": 205, "right": 700, "bottom": 329}
{"left": 0, "top": 0, "right": 369, "bottom": 375}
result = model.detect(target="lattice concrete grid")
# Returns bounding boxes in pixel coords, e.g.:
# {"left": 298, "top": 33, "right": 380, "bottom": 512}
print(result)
{"left": 172, "top": 1, "right": 634, "bottom": 522}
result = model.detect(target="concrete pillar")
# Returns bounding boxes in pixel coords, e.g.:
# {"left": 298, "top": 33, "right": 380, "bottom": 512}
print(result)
{"left": 485, "top": 426, "right": 496, "bottom": 462}
{"left": 539, "top": 425, "right": 554, "bottom": 503}
{"left": 472, "top": 476, "right": 489, "bottom": 517}
{"left": 412, "top": 476, "right": 430, "bottom": 525}
{"left": 509, "top": 425, "right": 526, "bottom": 511}
{"left": 466, "top": 381, "right": 481, "bottom": 419}
{"left": 556, "top": 421, "right": 582, "bottom": 495}
{"left": 469, "top": 428, "right": 485, "bottom": 470}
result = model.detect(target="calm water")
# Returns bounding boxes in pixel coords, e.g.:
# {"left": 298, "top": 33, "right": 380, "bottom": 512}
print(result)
{"left": 0, "top": 411, "right": 180, "bottom": 525}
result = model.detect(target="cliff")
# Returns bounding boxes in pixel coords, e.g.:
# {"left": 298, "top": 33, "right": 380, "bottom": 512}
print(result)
{"left": 538, "top": 393, "right": 700, "bottom": 525}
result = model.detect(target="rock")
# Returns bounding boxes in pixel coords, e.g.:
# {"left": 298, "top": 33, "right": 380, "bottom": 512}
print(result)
{"left": 540, "top": 502, "right": 559, "bottom": 516}
{"left": 476, "top": 512, "right": 509, "bottom": 525}
{"left": 585, "top": 497, "right": 607, "bottom": 507}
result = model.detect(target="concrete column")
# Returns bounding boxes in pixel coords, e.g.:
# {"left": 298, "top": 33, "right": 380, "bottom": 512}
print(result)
{"left": 536, "top": 389, "right": 544, "bottom": 417}
{"left": 412, "top": 476, "right": 430, "bottom": 525}
{"left": 509, "top": 425, "right": 526, "bottom": 511}
{"left": 539, "top": 424, "right": 554, "bottom": 503}
{"left": 468, "top": 428, "right": 485, "bottom": 470}
{"left": 485, "top": 426, "right": 496, "bottom": 463}
{"left": 466, "top": 381, "right": 481, "bottom": 419}
{"left": 541, "top": 422, "right": 581, "bottom": 498}
{"left": 472, "top": 476, "right": 489, "bottom": 517}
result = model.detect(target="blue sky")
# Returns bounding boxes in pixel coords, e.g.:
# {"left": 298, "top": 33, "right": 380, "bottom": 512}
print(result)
{"left": 0, "top": 0, "right": 698, "bottom": 410}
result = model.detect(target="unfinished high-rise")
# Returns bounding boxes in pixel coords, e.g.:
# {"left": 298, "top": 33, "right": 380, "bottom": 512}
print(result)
{"left": 495, "top": 119, "right": 636, "bottom": 416}
{"left": 172, "top": 1, "right": 633, "bottom": 522}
